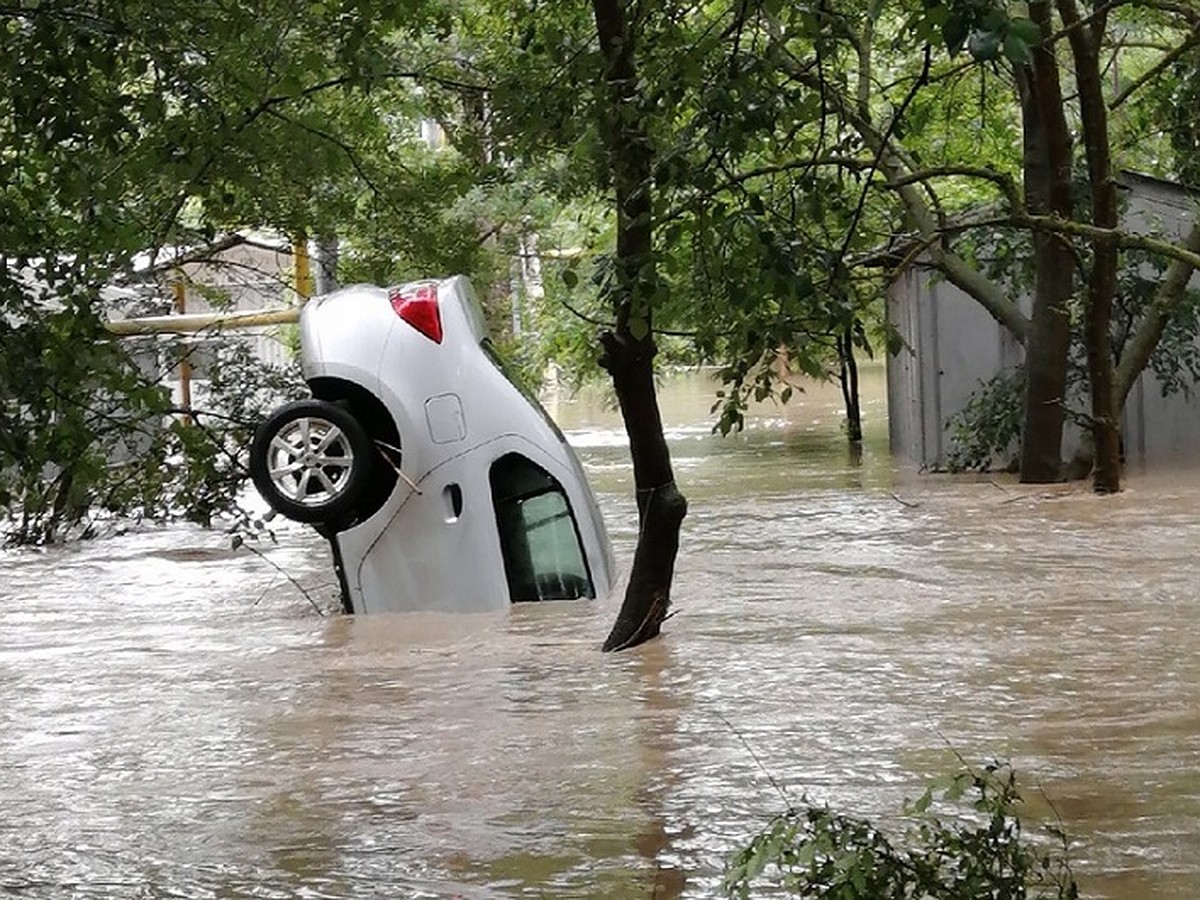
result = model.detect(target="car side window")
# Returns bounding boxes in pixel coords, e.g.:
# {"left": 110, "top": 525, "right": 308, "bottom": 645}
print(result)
{"left": 489, "top": 453, "right": 594, "bottom": 602}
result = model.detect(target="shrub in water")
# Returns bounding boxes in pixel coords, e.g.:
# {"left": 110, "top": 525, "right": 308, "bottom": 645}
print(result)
{"left": 725, "top": 762, "right": 1078, "bottom": 899}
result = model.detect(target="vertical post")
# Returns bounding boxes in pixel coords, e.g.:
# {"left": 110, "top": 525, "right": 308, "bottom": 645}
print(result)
{"left": 294, "top": 238, "right": 313, "bottom": 300}
{"left": 172, "top": 280, "right": 193, "bottom": 423}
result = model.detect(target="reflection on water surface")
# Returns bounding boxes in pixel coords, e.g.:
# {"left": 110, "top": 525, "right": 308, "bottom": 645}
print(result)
{"left": 2, "top": 368, "right": 1199, "bottom": 898}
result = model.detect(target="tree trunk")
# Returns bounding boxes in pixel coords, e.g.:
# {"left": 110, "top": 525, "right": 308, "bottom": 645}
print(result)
{"left": 1017, "top": 2, "right": 1075, "bottom": 484}
{"left": 314, "top": 234, "right": 339, "bottom": 295}
{"left": 837, "top": 325, "right": 863, "bottom": 443}
{"left": 591, "top": 0, "right": 687, "bottom": 652}
{"left": 1059, "top": 0, "right": 1121, "bottom": 492}
{"left": 599, "top": 331, "right": 687, "bottom": 651}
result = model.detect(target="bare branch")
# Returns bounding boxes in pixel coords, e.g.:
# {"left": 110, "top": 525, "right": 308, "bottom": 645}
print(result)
{"left": 837, "top": 45, "right": 933, "bottom": 262}
{"left": 967, "top": 212, "right": 1200, "bottom": 268}
{"left": 1044, "top": 0, "right": 1125, "bottom": 47}
{"left": 129, "top": 234, "right": 249, "bottom": 279}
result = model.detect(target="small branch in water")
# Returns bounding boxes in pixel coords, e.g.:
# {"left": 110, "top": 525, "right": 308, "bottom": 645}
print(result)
{"left": 715, "top": 711, "right": 796, "bottom": 812}
{"left": 888, "top": 492, "right": 920, "bottom": 508}
{"left": 236, "top": 538, "right": 326, "bottom": 616}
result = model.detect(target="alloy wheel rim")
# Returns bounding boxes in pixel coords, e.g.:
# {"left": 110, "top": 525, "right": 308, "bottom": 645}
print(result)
{"left": 267, "top": 416, "right": 355, "bottom": 507}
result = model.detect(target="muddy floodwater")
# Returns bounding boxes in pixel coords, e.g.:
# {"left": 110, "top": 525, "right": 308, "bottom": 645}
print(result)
{"left": 3, "top": 367, "right": 1200, "bottom": 899}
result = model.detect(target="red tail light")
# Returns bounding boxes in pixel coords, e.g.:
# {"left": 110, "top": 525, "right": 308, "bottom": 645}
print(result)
{"left": 388, "top": 283, "right": 443, "bottom": 344}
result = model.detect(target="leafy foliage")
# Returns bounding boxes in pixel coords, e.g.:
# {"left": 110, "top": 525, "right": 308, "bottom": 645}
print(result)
{"left": 1162, "top": 46, "right": 1200, "bottom": 188}
{"left": 0, "top": 0, "right": 441, "bottom": 543}
{"left": 0, "top": 276, "right": 304, "bottom": 544}
{"left": 945, "top": 370, "right": 1025, "bottom": 473}
{"left": 1147, "top": 283, "right": 1200, "bottom": 400}
{"left": 725, "top": 762, "right": 1078, "bottom": 900}
{"left": 160, "top": 335, "right": 307, "bottom": 529}
{"left": 447, "top": 2, "right": 908, "bottom": 433}
{"left": 910, "top": 1, "right": 1044, "bottom": 64}
{"left": 0, "top": 283, "right": 170, "bottom": 544}
{"left": 945, "top": 234, "right": 1200, "bottom": 476}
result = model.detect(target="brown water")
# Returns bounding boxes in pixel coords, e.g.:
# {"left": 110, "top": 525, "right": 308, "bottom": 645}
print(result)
{"left": 3, "top": 367, "right": 1200, "bottom": 899}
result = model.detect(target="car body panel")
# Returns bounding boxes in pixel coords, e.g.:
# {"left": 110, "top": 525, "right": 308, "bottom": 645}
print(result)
{"left": 287, "top": 275, "right": 614, "bottom": 615}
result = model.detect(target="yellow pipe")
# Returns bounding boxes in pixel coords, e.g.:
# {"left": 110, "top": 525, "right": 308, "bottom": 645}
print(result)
{"left": 105, "top": 307, "right": 301, "bottom": 336}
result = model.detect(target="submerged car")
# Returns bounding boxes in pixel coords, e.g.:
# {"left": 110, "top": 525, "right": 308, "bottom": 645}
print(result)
{"left": 248, "top": 276, "right": 613, "bottom": 614}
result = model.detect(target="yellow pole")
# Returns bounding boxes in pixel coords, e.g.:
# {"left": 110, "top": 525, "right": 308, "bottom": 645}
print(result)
{"left": 294, "top": 239, "right": 313, "bottom": 300}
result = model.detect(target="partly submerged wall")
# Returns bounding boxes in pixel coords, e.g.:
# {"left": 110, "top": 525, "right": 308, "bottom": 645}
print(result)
{"left": 887, "top": 172, "right": 1200, "bottom": 471}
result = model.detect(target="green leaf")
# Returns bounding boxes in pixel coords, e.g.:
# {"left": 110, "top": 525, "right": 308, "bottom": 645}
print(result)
{"left": 980, "top": 8, "right": 1007, "bottom": 32}
{"left": 1009, "top": 17, "right": 1042, "bottom": 46}
{"left": 944, "top": 13, "right": 969, "bottom": 56}
{"left": 911, "top": 789, "right": 933, "bottom": 814}
{"left": 1003, "top": 32, "right": 1033, "bottom": 65}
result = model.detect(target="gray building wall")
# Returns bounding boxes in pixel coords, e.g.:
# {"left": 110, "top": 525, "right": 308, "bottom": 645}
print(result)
{"left": 177, "top": 239, "right": 297, "bottom": 370}
{"left": 887, "top": 172, "right": 1200, "bottom": 470}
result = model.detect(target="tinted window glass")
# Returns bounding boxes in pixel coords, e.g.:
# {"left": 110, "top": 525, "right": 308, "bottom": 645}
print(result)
{"left": 490, "top": 454, "right": 594, "bottom": 602}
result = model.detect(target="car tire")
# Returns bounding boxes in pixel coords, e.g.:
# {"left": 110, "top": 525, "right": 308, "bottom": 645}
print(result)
{"left": 249, "top": 399, "right": 375, "bottom": 524}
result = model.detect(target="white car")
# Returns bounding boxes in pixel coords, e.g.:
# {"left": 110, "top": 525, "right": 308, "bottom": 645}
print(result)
{"left": 249, "top": 276, "right": 614, "bottom": 615}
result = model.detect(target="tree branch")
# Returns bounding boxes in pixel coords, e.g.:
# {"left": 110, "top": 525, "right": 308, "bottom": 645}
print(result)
{"left": 1110, "top": 22, "right": 1200, "bottom": 110}
{"left": 887, "top": 166, "right": 1023, "bottom": 213}
{"left": 1115, "top": 221, "right": 1200, "bottom": 403}
{"left": 1009, "top": 213, "right": 1200, "bottom": 268}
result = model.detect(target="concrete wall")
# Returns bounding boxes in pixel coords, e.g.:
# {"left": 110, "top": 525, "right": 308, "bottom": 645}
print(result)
{"left": 888, "top": 172, "right": 1200, "bottom": 470}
